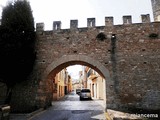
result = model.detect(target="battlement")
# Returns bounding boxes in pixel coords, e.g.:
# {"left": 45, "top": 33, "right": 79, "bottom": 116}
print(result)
{"left": 36, "top": 14, "right": 151, "bottom": 32}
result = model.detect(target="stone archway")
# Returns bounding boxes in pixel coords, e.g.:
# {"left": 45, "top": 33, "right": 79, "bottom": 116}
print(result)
{"left": 39, "top": 54, "right": 115, "bottom": 110}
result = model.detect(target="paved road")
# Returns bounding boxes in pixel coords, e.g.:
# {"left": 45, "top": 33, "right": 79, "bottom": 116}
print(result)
{"left": 29, "top": 92, "right": 106, "bottom": 120}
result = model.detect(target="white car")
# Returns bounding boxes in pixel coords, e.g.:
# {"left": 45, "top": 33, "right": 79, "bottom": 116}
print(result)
{"left": 79, "top": 89, "right": 92, "bottom": 100}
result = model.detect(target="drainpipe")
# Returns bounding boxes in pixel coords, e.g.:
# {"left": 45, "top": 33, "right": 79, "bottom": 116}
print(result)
{"left": 111, "top": 34, "right": 119, "bottom": 94}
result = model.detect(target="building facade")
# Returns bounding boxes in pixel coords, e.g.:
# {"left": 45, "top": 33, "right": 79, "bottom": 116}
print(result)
{"left": 67, "top": 75, "right": 72, "bottom": 93}
{"left": 85, "top": 67, "right": 106, "bottom": 100}
{"left": 53, "top": 68, "right": 71, "bottom": 100}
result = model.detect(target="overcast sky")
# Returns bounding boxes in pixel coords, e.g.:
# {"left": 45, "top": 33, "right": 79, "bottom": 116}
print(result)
{"left": 67, "top": 65, "right": 83, "bottom": 80}
{"left": 1, "top": 0, "right": 153, "bottom": 30}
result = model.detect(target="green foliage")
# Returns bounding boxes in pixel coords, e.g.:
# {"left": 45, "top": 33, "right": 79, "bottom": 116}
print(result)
{"left": 0, "top": 0, "right": 36, "bottom": 87}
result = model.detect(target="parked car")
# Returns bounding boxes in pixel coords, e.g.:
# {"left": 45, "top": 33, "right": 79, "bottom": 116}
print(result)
{"left": 79, "top": 89, "right": 92, "bottom": 100}
{"left": 76, "top": 89, "right": 81, "bottom": 95}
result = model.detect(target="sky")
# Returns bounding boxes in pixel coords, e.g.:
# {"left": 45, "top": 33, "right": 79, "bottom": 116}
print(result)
{"left": 67, "top": 65, "right": 83, "bottom": 80}
{"left": 0, "top": 0, "right": 153, "bottom": 30}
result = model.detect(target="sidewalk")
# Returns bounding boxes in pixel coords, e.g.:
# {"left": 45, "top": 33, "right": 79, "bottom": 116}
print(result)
{"left": 10, "top": 108, "right": 44, "bottom": 120}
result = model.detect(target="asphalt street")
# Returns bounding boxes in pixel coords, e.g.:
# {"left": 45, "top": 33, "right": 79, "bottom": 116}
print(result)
{"left": 29, "top": 92, "right": 106, "bottom": 120}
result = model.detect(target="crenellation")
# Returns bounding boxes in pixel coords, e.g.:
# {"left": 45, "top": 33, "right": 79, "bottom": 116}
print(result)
{"left": 123, "top": 15, "right": 132, "bottom": 24}
{"left": 141, "top": 14, "right": 150, "bottom": 23}
{"left": 36, "top": 22, "right": 45, "bottom": 32}
{"left": 105, "top": 17, "right": 114, "bottom": 26}
{"left": 36, "top": 15, "right": 153, "bottom": 32}
{"left": 87, "top": 18, "right": 96, "bottom": 27}
{"left": 70, "top": 20, "right": 78, "bottom": 29}
{"left": 53, "top": 21, "right": 61, "bottom": 30}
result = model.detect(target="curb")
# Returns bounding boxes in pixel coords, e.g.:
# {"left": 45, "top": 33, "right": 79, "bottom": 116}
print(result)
{"left": 10, "top": 108, "right": 44, "bottom": 120}
{"left": 27, "top": 108, "right": 44, "bottom": 118}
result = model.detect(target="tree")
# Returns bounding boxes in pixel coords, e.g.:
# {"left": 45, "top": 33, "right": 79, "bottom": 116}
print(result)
{"left": 0, "top": 0, "right": 36, "bottom": 104}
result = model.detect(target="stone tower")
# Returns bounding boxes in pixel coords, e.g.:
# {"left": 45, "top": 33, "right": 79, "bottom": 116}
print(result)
{"left": 151, "top": 0, "right": 160, "bottom": 21}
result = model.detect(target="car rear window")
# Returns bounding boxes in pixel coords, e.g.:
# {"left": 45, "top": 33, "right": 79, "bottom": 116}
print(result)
{"left": 81, "top": 89, "right": 90, "bottom": 92}
{"left": 76, "top": 89, "right": 81, "bottom": 91}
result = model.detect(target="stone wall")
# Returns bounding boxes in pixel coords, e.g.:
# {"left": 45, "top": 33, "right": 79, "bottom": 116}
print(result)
{"left": 34, "top": 15, "right": 160, "bottom": 111}
{"left": 1, "top": 15, "right": 160, "bottom": 112}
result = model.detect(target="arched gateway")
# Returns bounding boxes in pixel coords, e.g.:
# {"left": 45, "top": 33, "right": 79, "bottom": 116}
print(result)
{"left": 7, "top": 15, "right": 160, "bottom": 112}
{"left": 44, "top": 54, "right": 109, "bottom": 79}
{"left": 40, "top": 54, "right": 114, "bottom": 109}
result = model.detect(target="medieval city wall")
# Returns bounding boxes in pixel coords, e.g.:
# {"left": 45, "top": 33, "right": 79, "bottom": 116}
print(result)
{"left": 1, "top": 14, "right": 160, "bottom": 112}
{"left": 33, "top": 14, "right": 160, "bottom": 110}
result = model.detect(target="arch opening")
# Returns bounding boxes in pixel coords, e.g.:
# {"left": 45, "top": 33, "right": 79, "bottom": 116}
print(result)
{"left": 43, "top": 55, "right": 110, "bottom": 80}
{"left": 47, "top": 61, "right": 105, "bottom": 79}
{"left": 41, "top": 55, "right": 115, "bottom": 110}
